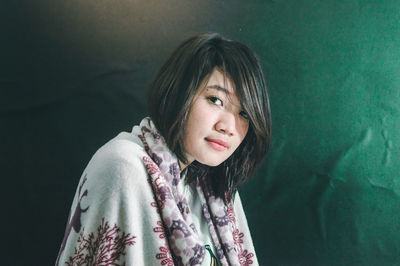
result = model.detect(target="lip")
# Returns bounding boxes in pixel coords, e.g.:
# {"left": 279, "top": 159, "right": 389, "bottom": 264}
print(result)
{"left": 205, "top": 138, "right": 229, "bottom": 151}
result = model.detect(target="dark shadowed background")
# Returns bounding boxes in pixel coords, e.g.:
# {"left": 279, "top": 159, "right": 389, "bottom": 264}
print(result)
{"left": 2, "top": 0, "right": 400, "bottom": 265}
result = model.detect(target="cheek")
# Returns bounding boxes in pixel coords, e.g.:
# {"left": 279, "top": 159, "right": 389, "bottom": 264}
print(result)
{"left": 189, "top": 101, "right": 213, "bottom": 128}
{"left": 185, "top": 104, "right": 206, "bottom": 141}
{"left": 238, "top": 122, "right": 249, "bottom": 141}
{"left": 232, "top": 124, "right": 248, "bottom": 150}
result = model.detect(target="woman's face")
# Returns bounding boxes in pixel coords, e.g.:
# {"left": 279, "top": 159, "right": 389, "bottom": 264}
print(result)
{"left": 181, "top": 68, "right": 249, "bottom": 169}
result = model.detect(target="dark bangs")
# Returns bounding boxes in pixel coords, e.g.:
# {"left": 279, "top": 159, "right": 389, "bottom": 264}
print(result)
{"left": 147, "top": 33, "right": 271, "bottom": 201}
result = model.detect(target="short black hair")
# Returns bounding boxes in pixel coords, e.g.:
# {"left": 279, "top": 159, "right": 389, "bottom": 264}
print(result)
{"left": 147, "top": 33, "right": 271, "bottom": 201}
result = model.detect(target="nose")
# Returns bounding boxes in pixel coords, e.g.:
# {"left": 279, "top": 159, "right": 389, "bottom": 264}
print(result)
{"left": 215, "top": 112, "right": 235, "bottom": 136}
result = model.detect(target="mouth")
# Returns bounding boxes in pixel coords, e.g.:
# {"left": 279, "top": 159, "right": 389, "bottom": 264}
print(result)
{"left": 205, "top": 138, "right": 229, "bottom": 151}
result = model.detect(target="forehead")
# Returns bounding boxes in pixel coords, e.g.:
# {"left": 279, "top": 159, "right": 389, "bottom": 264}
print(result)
{"left": 203, "top": 69, "right": 243, "bottom": 106}
{"left": 204, "top": 69, "right": 235, "bottom": 93}
{"left": 199, "top": 69, "right": 242, "bottom": 105}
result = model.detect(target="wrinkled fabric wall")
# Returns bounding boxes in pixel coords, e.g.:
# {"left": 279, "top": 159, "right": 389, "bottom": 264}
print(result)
{"left": 2, "top": 0, "right": 400, "bottom": 265}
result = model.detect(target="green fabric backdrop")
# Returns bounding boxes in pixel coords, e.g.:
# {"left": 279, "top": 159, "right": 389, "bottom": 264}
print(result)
{"left": 2, "top": 0, "right": 400, "bottom": 265}
{"left": 238, "top": 1, "right": 400, "bottom": 265}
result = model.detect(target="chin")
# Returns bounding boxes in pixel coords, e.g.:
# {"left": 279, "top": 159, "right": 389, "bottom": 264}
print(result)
{"left": 205, "top": 162, "right": 223, "bottom": 167}
{"left": 197, "top": 157, "right": 226, "bottom": 167}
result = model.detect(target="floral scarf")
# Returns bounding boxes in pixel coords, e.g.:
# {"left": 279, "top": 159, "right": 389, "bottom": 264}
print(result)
{"left": 136, "top": 118, "right": 257, "bottom": 265}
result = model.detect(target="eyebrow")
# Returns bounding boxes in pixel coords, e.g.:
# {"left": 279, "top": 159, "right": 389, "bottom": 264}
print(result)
{"left": 206, "top": 84, "right": 245, "bottom": 109}
{"left": 206, "top": 85, "right": 231, "bottom": 95}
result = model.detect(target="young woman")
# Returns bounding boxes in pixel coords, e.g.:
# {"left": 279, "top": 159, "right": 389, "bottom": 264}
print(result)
{"left": 56, "top": 33, "right": 271, "bottom": 266}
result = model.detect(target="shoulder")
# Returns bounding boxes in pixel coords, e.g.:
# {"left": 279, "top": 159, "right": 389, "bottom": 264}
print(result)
{"left": 82, "top": 132, "right": 150, "bottom": 193}
{"left": 96, "top": 132, "right": 147, "bottom": 166}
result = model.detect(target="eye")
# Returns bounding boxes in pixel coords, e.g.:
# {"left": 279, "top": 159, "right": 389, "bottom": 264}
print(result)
{"left": 207, "top": 96, "right": 223, "bottom": 106}
{"left": 239, "top": 110, "right": 249, "bottom": 120}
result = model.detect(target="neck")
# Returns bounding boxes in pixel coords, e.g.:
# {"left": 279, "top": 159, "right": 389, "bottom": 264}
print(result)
{"left": 179, "top": 160, "right": 187, "bottom": 171}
